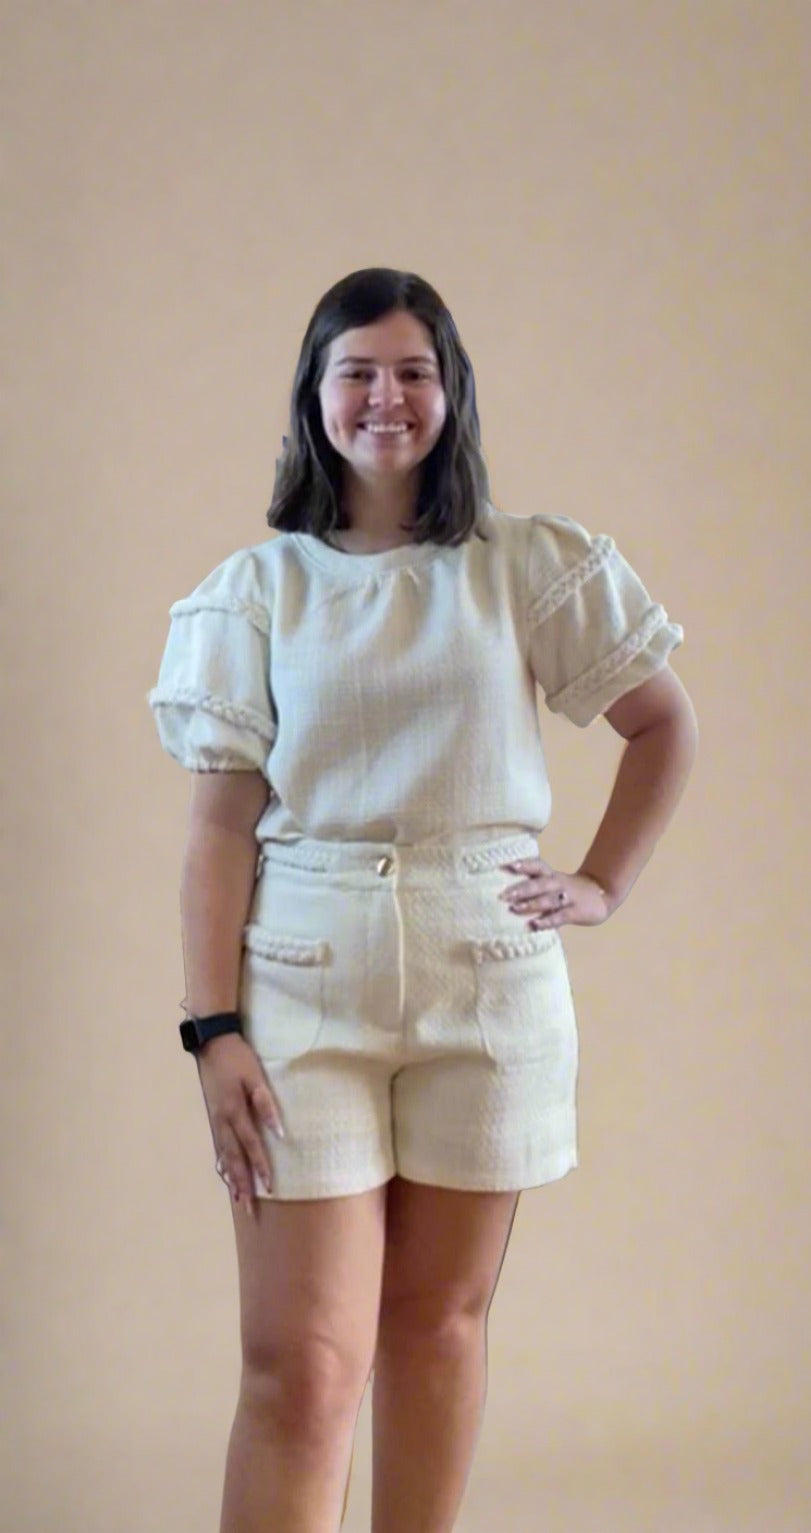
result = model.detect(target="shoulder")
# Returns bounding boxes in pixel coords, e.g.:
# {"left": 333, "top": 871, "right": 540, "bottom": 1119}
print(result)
{"left": 485, "top": 505, "right": 615, "bottom": 596}
{"left": 485, "top": 503, "right": 609, "bottom": 557}
{"left": 525, "top": 514, "right": 621, "bottom": 627}
{"left": 168, "top": 536, "right": 291, "bottom": 633}
{"left": 525, "top": 510, "right": 613, "bottom": 573}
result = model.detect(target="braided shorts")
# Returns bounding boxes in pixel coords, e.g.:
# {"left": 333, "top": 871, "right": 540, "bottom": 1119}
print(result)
{"left": 237, "top": 828, "right": 579, "bottom": 1200}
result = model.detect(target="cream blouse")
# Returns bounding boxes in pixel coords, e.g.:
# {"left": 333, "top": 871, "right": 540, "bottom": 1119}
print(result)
{"left": 147, "top": 502, "right": 683, "bottom": 846}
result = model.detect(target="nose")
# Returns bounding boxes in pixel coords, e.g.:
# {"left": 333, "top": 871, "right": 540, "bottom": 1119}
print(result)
{"left": 367, "top": 371, "right": 406, "bottom": 409}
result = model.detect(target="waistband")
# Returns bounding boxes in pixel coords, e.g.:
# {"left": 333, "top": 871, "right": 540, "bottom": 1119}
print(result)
{"left": 258, "top": 829, "right": 541, "bottom": 876}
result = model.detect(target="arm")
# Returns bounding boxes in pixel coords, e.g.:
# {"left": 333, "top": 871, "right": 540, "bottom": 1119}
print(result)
{"left": 180, "top": 770, "right": 270, "bottom": 1015}
{"left": 576, "top": 667, "right": 699, "bottom": 912}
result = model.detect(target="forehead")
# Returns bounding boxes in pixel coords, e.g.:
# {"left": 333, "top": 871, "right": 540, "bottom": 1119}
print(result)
{"left": 327, "top": 311, "right": 437, "bottom": 366}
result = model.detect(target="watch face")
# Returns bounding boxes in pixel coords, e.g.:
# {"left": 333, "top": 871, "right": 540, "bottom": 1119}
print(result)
{"left": 180, "top": 1020, "right": 201, "bottom": 1050}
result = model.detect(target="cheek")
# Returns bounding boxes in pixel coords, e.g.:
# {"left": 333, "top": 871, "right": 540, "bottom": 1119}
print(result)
{"left": 319, "top": 392, "right": 350, "bottom": 437}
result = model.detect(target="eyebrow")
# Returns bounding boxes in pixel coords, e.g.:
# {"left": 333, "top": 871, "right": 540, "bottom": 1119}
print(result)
{"left": 333, "top": 354, "right": 437, "bottom": 366}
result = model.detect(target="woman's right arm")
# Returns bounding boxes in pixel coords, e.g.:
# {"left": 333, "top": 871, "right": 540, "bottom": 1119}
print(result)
{"left": 180, "top": 770, "right": 283, "bottom": 1205}
{"left": 180, "top": 770, "right": 269, "bottom": 1015}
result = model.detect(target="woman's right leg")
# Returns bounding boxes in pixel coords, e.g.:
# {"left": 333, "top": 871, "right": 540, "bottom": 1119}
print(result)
{"left": 219, "top": 1182, "right": 389, "bottom": 1533}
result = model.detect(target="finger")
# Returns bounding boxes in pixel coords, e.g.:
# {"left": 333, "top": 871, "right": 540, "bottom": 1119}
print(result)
{"left": 231, "top": 1122, "right": 262, "bottom": 1211}
{"left": 528, "top": 907, "right": 568, "bottom": 930}
{"left": 239, "top": 1102, "right": 275, "bottom": 1195}
{"left": 217, "top": 1121, "right": 255, "bottom": 1209}
{"left": 507, "top": 879, "right": 568, "bottom": 909}
{"left": 248, "top": 1079, "right": 286, "bottom": 1141}
{"left": 524, "top": 889, "right": 570, "bottom": 924}
{"left": 501, "top": 856, "right": 552, "bottom": 876}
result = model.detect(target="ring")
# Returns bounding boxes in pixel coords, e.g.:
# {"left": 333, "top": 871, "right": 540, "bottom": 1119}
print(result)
{"left": 558, "top": 890, "right": 567, "bottom": 905}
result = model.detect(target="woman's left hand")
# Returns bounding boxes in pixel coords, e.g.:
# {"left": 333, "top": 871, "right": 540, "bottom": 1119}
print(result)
{"left": 498, "top": 857, "right": 612, "bottom": 930}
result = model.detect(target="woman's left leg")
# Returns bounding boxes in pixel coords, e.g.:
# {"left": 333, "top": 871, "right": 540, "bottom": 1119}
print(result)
{"left": 371, "top": 1174, "right": 521, "bottom": 1533}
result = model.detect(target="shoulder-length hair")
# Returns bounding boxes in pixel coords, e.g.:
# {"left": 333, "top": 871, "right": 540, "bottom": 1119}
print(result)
{"left": 266, "top": 267, "right": 492, "bottom": 548}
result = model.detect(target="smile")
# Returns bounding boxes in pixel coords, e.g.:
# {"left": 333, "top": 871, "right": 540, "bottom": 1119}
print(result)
{"left": 359, "top": 423, "right": 414, "bottom": 435}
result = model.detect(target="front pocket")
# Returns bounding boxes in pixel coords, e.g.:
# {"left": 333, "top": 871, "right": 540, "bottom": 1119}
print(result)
{"left": 470, "top": 927, "right": 577, "bottom": 1068}
{"left": 238, "top": 924, "right": 331, "bottom": 1063}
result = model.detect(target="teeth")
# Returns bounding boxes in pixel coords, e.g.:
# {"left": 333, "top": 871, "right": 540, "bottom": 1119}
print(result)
{"left": 362, "top": 423, "right": 410, "bottom": 434}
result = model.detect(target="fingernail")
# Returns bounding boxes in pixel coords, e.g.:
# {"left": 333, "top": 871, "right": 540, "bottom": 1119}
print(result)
{"left": 273, "top": 1121, "right": 286, "bottom": 1139}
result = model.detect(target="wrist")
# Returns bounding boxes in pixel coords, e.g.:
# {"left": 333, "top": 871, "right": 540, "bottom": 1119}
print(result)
{"left": 179, "top": 1008, "right": 244, "bottom": 1056}
{"left": 576, "top": 867, "right": 618, "bottom": 911}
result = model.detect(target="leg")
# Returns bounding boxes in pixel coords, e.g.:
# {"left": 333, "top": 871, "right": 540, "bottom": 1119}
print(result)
{"left": 371, "top": 1175, "right": 521, "bottom": 1533}
{"left": 219, "top": 1182, "right": 388, "bottom": 1533}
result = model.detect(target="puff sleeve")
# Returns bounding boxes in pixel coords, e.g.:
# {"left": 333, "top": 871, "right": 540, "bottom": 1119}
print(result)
{"left": 146, "top": 548, "right": 277, "bottom": 772}
{"left": 526, "top": 513, "right": 684, "bottom": 727}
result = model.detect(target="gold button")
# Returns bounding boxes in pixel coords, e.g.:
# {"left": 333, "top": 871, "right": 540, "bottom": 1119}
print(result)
{"left": 376, "top": 855, "right": 394, "bottom": 876}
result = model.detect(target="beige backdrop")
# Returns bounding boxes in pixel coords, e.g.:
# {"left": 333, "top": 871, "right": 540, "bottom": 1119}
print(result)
{"left": 4, "top": 3, "right": 809, "bottom": 1530}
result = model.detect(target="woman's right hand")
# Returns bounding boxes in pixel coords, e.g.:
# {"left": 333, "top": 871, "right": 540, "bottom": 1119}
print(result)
{"left": 196, "top": 1033, "right": 285, "bottom": 1205}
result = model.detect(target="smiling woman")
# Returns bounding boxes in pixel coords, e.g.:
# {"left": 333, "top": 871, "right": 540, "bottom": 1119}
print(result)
{"left": 147, "top": 264, "right": 695, "bottom": 1533}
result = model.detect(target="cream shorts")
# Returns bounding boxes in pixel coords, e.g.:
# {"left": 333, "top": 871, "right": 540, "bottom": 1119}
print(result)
{"left": 237, "top": 829, "right": 580, "bottom": 1201}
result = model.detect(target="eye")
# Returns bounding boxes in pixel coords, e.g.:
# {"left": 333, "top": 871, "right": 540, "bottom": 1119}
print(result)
{"left": 339, "top": 368, "right": 433, "bottom": 381}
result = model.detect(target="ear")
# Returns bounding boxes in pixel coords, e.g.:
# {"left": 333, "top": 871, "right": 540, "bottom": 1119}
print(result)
{"left": 602, "top": 666, "right": 694, "bottom": 740}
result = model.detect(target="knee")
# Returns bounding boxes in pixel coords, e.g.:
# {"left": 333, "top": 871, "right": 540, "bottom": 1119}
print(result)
{"left": 377, "top": 1293, "right": 487, "bottom": 1352}
{"left": 240, "top": 1334, "right": 368, "bottom": 1437}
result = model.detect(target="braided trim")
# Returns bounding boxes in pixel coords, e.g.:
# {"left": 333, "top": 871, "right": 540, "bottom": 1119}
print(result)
{"left": 546, "top": 604, "right": 668, "bottom": 713}
{"left": 167, "top": 752, "right": 265, "bottom": 771}
{"left": 471, "top": 929, "right": 559, "bottom": 963}
{"left": 148, "top": 685, "right": 276, "bottom": 741}
{"left": 242, "top": 924, "right": 330, "bottom": 966}
{"left": 261, "top": 845, "right": 333, "bottom": 871}
{"left": 528, "top": 534, "right": 616, "bottom": 629}
{"left": 168, "top": 593, "right": 270, "bottom": 637}
{"left": 461, "top": 837, "right": 539, "bottom": 873}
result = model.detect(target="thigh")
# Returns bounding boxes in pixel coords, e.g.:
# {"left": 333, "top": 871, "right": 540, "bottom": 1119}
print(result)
{"left": 378, "top": 1175, "right": 520, "bottom": 1326}
{"left": 231, "top": 1184, "right": 388, "bottom": 1381}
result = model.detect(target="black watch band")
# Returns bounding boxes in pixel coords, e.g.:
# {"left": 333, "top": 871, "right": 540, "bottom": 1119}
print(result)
{"left": 179, "top": 1011, "right": 244, "bottom": 1054}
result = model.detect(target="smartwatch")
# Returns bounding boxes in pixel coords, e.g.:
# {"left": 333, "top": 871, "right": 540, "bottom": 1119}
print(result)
{"left": 179, "top": 1011, "right": 244, "bottom": 1054}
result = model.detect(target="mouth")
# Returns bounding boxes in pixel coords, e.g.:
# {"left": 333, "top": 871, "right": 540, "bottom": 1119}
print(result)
{"left": 358, "top": 422, "right": 415, "bottom": 438}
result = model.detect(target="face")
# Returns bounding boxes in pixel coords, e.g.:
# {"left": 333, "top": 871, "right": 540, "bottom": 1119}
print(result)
{"left": 317, "top": 310, "right": 448, "bottom": 482}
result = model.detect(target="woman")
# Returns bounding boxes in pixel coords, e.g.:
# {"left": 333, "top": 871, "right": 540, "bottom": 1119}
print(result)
{"left": 148, "top": 267, "right": 698, "bottom": 1533}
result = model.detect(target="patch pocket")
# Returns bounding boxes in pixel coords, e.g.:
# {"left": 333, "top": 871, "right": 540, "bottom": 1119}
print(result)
{"left": 239, "top": 924, "right": 331, "bottom": 1063}
{"left": 470, "top": 927, "right": 575, "bottom": 1067}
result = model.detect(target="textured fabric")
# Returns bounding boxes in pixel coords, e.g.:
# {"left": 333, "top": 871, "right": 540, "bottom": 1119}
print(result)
{"left": 525, "top": 515, "right": 683, "bottom": 726}
{"left": 147, "top": 552, "right": 276, "bottom": 773}
{"left": 147, "top": 502, "right": 683, "bottom": 845}
{"left": 238, "top": 830, "right": 579, "bottom": 1200}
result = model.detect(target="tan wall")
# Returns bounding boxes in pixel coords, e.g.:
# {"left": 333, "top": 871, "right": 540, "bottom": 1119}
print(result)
{"left": 4, "top": 3, "right": 808, "bottom": 1529}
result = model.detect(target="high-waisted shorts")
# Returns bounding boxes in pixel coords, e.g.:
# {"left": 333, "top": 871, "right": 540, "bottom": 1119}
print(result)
{"left": 237, "top": 828, "right": 580, "bottom": 1201}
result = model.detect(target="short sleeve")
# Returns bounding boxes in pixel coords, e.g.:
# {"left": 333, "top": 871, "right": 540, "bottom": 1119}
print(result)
{"left": 526, "top": 513, "right": 684, "bottom": 728}
{"left": 146, "top": 548, "right": 277, "bottom": 772}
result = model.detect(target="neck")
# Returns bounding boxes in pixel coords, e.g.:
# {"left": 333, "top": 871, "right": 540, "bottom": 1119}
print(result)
{"left": 340, "top": 470, "right": 420, "bottom": 539}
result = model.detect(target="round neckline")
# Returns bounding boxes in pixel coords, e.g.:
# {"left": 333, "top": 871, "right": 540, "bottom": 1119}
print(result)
{"left": 291, "top": 531, "right": 443, "bottom": 575}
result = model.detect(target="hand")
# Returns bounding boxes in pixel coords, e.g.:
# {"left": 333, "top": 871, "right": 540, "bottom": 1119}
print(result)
{"left": 196, "top": 1033, "right": 286, "bottom": 1211}
{"left": 498, "top": 856, "right": 612, "bottom": 930}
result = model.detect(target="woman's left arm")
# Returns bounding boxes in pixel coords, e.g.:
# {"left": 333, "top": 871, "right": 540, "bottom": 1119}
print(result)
{"left": 500, "top": 667, "right": 699, "bottom": 926}
{"left": 575, "top": 666, "right": 699, "bottom": 912}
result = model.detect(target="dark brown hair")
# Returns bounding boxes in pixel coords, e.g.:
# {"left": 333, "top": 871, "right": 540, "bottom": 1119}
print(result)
{"left": 266, "top": 267, "right": 492, "bottom": 547}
